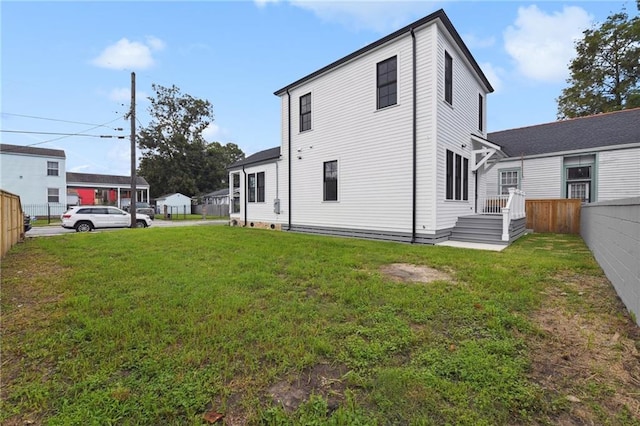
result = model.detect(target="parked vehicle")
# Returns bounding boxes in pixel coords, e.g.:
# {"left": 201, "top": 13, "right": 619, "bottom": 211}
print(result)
{"left": 23, "top": 213, "right": 32, "bottom": 233}
{"left": 61, "top": 206, "right": 152, "bottom": 232}
{"left": 123, "top": 202, "right": 155, "bottom": 219}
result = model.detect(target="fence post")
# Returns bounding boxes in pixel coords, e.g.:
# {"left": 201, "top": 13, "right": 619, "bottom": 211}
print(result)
{"left": 47, "top": 203, "right": 51, "bottom": 224}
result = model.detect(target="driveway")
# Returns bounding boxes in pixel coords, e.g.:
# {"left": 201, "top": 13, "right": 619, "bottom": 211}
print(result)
{"left": 26, "top": 219, "right": 228, "bottom": 237}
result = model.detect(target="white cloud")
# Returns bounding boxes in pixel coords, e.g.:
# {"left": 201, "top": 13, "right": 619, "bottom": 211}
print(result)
{"left": 504, "top": 5, "right": 592, "bottom": 82}
{"left": 258, "top": 0, "right": 435, "bottom": 33}
{"left": 202, "top": 123, "right": 234, "bottom": 142}
{"left": 254, "top": 0, "right": 279, "bottom": 7}
{"left": 108, "top": 88, "right": 131, "bottom": 102}
{"left": 146, "top": 36, "right": 165, "bottom": 51}
{"left": 92, "top": 37, "right": 165, "bottom": 70}
{"left": 463, "top": 33, "right": 496, "bottom": 49}
{"left": 479, "top": 62, "right": 504, "bottom": 93}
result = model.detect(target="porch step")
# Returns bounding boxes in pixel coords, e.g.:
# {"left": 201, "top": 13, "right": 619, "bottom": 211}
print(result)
{"left": 449, "top": 215, "right": 504, "bottom": 244}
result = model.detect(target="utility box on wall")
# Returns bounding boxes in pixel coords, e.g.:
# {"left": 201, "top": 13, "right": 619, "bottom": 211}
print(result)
{"left": 273, "top": 198, "right": 280, "bottom": 214}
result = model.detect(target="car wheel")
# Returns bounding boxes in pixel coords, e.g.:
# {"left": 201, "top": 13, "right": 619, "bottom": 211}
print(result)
{"left": 75, "top": 221, "right": 93, "bottom": 232}
{"left": 135, "top": 220, "right": 147, "bottom": 228}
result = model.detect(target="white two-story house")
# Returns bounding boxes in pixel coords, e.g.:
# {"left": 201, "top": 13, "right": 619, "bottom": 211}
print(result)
{"left": 230, "top": 9, "right": 526, "bottom": 244}
{"left": 0, "top": 144, "right": 67, "bottom": 212}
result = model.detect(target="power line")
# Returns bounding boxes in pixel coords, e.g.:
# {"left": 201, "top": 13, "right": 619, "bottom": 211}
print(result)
{"left": 2, "top": 113, "right": 124, "bottom": 131}
{"left": 1, "top": 130, "right": 124, "bottom": 138}
{"left": 1, "top": 116, "right": 128, "bottom": 146}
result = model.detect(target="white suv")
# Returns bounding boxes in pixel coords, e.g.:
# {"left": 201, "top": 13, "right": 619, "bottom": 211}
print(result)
{"left": 61, "top": 206, "right": 152, "bottom": 232}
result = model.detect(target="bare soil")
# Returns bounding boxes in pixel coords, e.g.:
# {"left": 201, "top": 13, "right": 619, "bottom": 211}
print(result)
{"left": 527, "top": 271, "right": 640, "bottom": 424}
{"left": 379, "top": 263, "right": 452, "bottom": 283}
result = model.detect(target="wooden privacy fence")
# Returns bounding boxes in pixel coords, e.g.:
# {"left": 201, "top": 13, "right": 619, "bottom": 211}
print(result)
{"left": 1, "top": 190, "right": 25, "bottom": 258}
{"left": 526, "top": 199, "right": 582, "bottom": 234}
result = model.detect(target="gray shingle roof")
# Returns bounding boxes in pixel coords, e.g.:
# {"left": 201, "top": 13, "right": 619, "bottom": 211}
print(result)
{"left": 228, "top": 147, "right": 281, "bottom": 169}
{"left": 0, "top": 143, "right": 66, "bottom": 158}
{"left": 204, "top": 188, "right": 229, "bottom": 197}
{"left": 488, "top": 108, "right": 640, "bottom": 157}
{"left": 274, "top": 9, "right": 493, "bottom": 96}
{"left": 66, "top": 172, "right": 149, "bottom": 187}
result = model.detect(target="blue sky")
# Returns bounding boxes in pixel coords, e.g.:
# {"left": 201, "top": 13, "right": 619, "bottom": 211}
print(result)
{"left": 1, "top": 0, "right": 633, "bottom": 176}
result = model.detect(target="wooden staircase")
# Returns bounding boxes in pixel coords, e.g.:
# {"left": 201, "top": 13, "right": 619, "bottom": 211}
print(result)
{"left": 450, "top": 215, "right": 504, "bottom": 244}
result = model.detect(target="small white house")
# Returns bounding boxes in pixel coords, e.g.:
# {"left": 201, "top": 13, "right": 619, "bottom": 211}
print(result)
{"left": 156, "top": 193, "right": 192, "bottom": 216}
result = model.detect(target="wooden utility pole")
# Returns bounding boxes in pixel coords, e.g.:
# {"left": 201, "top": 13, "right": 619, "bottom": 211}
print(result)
{"left": 130, "top": 72, "right": 137, "bottom": 227}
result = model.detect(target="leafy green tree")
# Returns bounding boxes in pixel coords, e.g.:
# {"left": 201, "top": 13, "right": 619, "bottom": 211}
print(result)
{"left": 137, "top": 84, "right": 244, "bottom": 198}
{"left": 557, "top": 11, "right": 640, "bottom": 119}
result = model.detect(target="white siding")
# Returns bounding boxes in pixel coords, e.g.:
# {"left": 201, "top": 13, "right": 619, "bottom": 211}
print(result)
{"left": 286, "top": 31, "right": 416, "bottom": 232}
{"left": 0, "top": 152, "right": 66, "bottom": 205}
{"left": 485, "top": 157, "right": 562, "bottom": 199}
{"left": 597, "top": 147, "right": 640, "bottom": 201}
{"left": 434, "top": 27, "right": 490, "bottom": 230}
{"left": 230, "top": 160, "right": 285, "bottom": 226}
{"left": 157, "top": 193, "right": 191, "bottom": 214}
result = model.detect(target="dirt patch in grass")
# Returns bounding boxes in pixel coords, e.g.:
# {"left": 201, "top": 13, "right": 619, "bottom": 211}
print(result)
{"left": 527, "top": 271, "right": 640, "bottom": 424}
{"left": 267, "top": 363, "right": 349, "bottom": 413}
{"left": 380, "top": 263, "right": 451, "bottom": 283}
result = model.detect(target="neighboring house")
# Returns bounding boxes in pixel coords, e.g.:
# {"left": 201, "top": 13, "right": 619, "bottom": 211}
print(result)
{"left": 486, "top": 108, "right": 640, "bottom": 204}
{"left": 66, "top": 172, "right": 150, "bottom": 209}
{"left": 0, "top": 143, "right": 152, "bottom": 217}
{"left": 0, "top": 144, "right": 67, "bottom": 213}
{"left": 202, "top": 188, "right": 230, "bottom": 205}
{"left": 230, "top": 9, "right": 524, "bottom": 244}
{"left": 156, "top": 193, "right": 192, "bottom": 215}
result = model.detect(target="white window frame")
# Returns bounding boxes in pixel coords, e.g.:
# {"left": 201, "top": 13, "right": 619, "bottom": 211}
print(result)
{"left": 47, "top": 188, "right": 60, "bottom": 203}
{"left": 47, "top": 161, "right": 59, "bottom": 176}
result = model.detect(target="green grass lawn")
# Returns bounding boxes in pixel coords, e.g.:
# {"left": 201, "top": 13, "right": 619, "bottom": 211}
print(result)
{"left": 2, "top": 227, "right": 638, "bottom": 425}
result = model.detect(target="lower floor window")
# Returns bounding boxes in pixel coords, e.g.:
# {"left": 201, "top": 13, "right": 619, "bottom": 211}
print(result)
{"left": 566, "top": 165, "right": 592, "bottom": 203}
{"left": 446, "top": 150, "right": 468, "bottom": 200}
{"left": 323, "top": 160, "right": 338, "bottom": 201}
{"left": 247, "top": 172, "right": 265, "bottom": 203}
{"left": 499, "top": 169, "right": 519, "bottom": 195}
{"left": 48, "top": 188, "right": 60, "bottom": 203}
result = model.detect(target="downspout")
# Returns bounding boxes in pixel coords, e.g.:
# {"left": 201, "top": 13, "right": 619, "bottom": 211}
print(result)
{"left": 411, "top": 28, "right": 417, "bottom": 244}
{"left": 287, "top": 89, "right": 292, "bottom": 231}
{"left": 242, "top": 165, "right": 247, "bottom": 227}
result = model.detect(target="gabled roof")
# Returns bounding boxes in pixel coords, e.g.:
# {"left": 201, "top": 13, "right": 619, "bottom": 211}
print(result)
{"left": 156, "top": 192, "right": 190, "bottom": 200}
{"left": 0, "top": 143, "right": 66, "bottom": 158}
{"left": 488, "top": 108, "right": 640, "bottom": 158}
{"left": 228, "top": 146, "right": 281, "bottom": 169}
{"left": 204, "top": 188, "right": 229, "bottom": 197}
{"left": 274, "top": 9, "right": 493, "bottom": 96}
{"left": 66, "top": 172, "right": 149, "bottom": 187}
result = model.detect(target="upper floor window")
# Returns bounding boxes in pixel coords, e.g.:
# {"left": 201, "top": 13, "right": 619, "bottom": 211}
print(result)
{"left": 300, "top": 93, "right": 311, "bottom": 132}
{"left": 444, "top": 51, "right": 453, "bottom": 105}
{"left": 478, "top": 94, "right": 484, "bottom": 131}
{"left": 499, "top": 169, "right": 519, "bottom": 195}
{"left": 446, "top": 150, "right": 468, "bottom": 201}
{"left": 47, "top": 161, "right": 59, "bottom": 176}
{"left": 377, "top": 56, "right": 397, "bottom": 109}
{"left": 323, "top": 160, "right": 338, "bottom": 201}
{"left": 47, "top": 188, "right": 59, "bottom": 203}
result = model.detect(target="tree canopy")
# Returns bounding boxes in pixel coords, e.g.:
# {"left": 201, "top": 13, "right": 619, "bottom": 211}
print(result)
{"left": 137, "top": 84, "right": 244, "bottom": 198}
{"left": 557, "top": 10, "right": 640, "bottom": 119}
